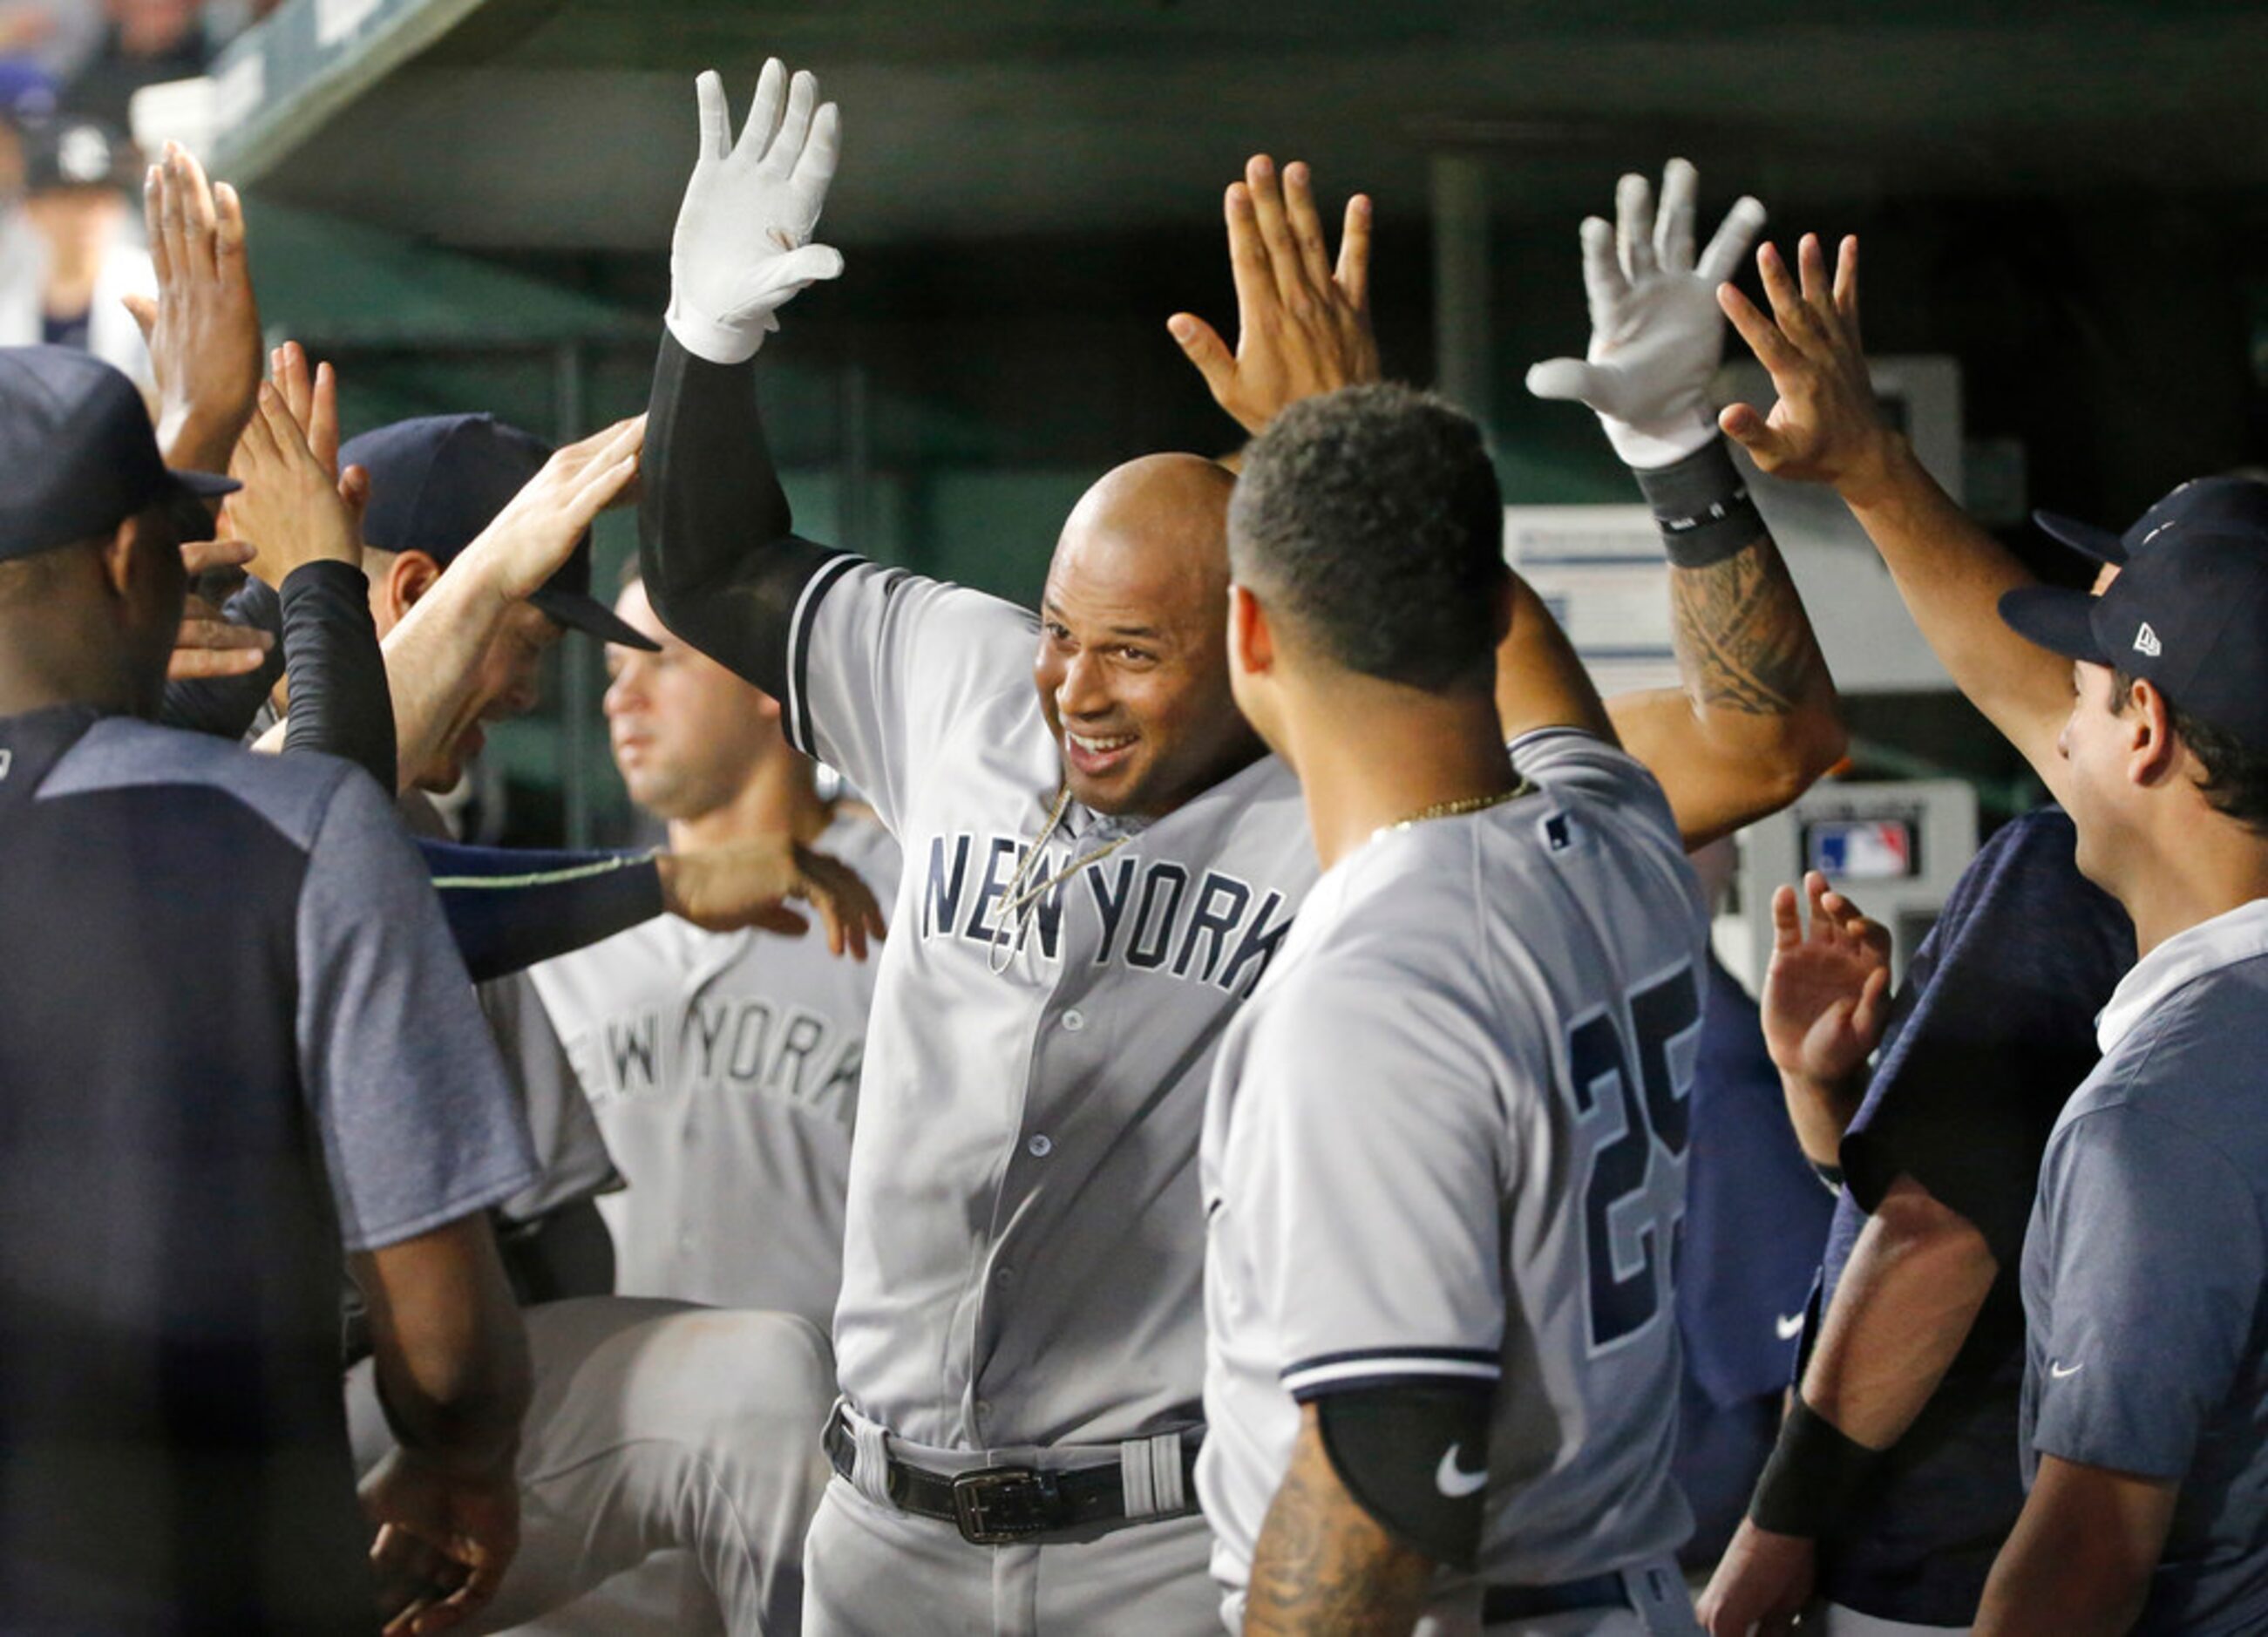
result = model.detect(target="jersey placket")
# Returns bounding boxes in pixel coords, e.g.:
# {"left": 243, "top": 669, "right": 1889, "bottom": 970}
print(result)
{"left": 960, "top": 822, "right": 1120, "bottom": 1447}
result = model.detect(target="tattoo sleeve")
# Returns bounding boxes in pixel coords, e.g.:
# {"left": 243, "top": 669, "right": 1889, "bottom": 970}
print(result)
{"left": 1246, "top": 1413, "right": 1436, "bottom": 1636}
{"left": 1667, "top": 530, "right": 1834, "bottom": 718}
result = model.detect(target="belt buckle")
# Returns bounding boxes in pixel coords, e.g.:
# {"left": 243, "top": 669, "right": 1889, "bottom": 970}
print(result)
{"left": 950, "top": 1465, "right": 1062, "bottom": 1545}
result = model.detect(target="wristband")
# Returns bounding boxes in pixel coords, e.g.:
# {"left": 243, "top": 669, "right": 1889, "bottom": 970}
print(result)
{"left": 1748, "top": 1397, "right": 1886, "bottom": 1537}
{"left": 1631, "top": 437, "right": 1765, "bottom": 569}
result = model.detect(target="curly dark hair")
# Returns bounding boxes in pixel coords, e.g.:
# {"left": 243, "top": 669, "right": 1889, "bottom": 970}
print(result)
{"left": 1228, "top": 383, "right": 1506, "bottom": 693}
{"left": 2113, "top": 667, "right": 2268, "bottom": 834}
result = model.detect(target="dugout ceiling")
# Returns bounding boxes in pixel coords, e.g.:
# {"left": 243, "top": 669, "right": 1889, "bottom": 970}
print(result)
{"left": 212, "top": 0, "right": 2268, "bottom": 252}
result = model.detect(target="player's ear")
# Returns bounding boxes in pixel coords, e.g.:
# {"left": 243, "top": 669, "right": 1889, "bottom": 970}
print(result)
{"left": 385, "top": 551, "right": 443, "bottom": 621}
{"left": 1227, "top": 581, "right": 1273, "bottom": 681}
{"left": 2126, "top": 675, "right": 2181, "bottom": 789}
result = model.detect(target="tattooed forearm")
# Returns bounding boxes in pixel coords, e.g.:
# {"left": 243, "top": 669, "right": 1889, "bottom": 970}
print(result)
{"left": 1246, "top": 1420, "right": 1434, "bottom": 1635}
{"left": 1669, "top": 533, "right": 1834, "bottom": 718}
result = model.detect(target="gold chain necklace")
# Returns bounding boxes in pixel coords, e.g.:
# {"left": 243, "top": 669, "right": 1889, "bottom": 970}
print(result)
{"left": 1376, "top": 779, "right": 1533, "bottom": 839}
{"left": 988, "top": 782, "right": 1138, "bottom": 975}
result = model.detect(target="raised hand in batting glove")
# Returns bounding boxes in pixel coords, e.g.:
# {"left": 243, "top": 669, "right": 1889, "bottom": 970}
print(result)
{"left": 1526, "top": 158, "right": 1764, "bottom": 468}
{"left": 668, "top": 59, "right": 844, "bottom": 365}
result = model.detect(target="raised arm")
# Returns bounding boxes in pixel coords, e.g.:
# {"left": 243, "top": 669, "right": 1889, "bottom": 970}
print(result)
{"left": 1717, "top": 234, "right": 2071, "bottom": 791}
{"left": 640, "top": 61, "right": 845, "bottom": 694}
{"left": 377, "top": 417, "right": 642, "bottom": 791}
{"left": 1527, "top": 161, "right": 1845, "bottom": 848}
{"left": 228, "top": 361, "right": 397, "bottom": 787}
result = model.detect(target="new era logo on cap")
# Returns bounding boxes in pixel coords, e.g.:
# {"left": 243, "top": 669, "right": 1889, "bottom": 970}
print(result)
{"left": 2000, "top": 526, "right": 2268, "bottom": 753}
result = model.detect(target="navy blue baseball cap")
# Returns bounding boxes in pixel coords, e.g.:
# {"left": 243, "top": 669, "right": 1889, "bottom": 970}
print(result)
{"left": 23, "top": 116, "right": 139, "bottom": 194}
{"left": 2033, "top": 476, "right": 2268, "bottom": 566}
{"left": 2000, "top": 526, "right": 2268, "bottom": 751}
{"left": 0, "top": 345, "right": 235, "bottom": 561}
{"left": 339, "top": 413, "right": 656, "bottom": 650}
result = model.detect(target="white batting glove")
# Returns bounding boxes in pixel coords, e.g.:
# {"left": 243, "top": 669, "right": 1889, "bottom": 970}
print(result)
{"left": 1525, "top": 159, "right": 1765, "bottom": 469}
{"left": 666, "top": 60, "right": 845, "bottom": 366}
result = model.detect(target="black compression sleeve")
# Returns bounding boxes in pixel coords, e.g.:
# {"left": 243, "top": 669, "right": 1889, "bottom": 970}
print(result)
{"left": 419, "top": 839, "right": 666, "bottom": 982}
{"left": 639, "top": 330, "right": 847, "bottom": 700}
{"left": 159, "top": 575, "right": 286, "bottom": 740}
{"left": 278, "top": 560, "right": 397, "bottom": 791}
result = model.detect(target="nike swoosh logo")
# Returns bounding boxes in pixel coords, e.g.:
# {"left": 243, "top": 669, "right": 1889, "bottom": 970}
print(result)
{"left": 2050, "top": 1361, "right": 2084, "bottom": 1380}
{"left": 1776, "top": 1313, "right": 1805, "bottom": 1341}
{"left": 1435, "top": 1444, "right": 1488, "bottom": 1499}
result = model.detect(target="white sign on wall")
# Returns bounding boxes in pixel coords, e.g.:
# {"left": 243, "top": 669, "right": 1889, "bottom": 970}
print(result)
{"left": 1502, "top": 504, "right": 1677, "bottom": 698}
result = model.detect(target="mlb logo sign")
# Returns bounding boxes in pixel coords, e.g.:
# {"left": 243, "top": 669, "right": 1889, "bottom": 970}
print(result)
{"left": 1805, "top": 818, "right": 1915, "bottom": 882}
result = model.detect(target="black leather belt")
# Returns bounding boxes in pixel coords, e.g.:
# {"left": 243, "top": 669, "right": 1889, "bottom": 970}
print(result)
{"left": 1481, "top": 1571, "right": 1632, "bottom": 1622}
{"left": 822, "top": 1408, "right": 1200, "bottom": 1545}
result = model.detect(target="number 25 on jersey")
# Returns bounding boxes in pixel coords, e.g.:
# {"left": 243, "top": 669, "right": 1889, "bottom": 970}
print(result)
{"left": 1559, "top": 963, "right": 1700, "bottom": 1354}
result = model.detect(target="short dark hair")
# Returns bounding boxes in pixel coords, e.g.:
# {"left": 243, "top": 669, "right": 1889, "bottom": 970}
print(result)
{"left": 2113, "top": 667, "right": 2268, "bottom": 833}
{"left": 1229, "top": 384, "right": 1507, "bottom": 691}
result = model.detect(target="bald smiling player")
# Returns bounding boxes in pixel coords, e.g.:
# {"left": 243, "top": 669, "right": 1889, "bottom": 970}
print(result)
{"left": 644, "top": 59, "right": 1841, "bottom": 1634}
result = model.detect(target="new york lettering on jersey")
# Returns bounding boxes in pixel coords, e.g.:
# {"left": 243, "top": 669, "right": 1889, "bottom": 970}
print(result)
{"left": 574, "top": 992, "right": 861, "bottom": 1124}
{"left": 919, "top": 831, "right": 1293, "bottom": 995}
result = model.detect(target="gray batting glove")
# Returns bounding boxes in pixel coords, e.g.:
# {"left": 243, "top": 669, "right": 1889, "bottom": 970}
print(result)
{"left": 666, "top": 60, "right": 845, "bottom": 366}
{"left": 1526, "top": 159, "right": 1764, "bottom": 469}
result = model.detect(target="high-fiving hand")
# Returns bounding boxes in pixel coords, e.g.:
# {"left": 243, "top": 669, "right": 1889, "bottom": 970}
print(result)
{"left": 667, "top": 59, "right": 844, "bottom": 365}
{"left": 455, "top": 417, "right": 645, "bottom": 606}
{"left": 1170, "top": 155, "right": 1377, "bottom": 437}
{"left": 226, "top": 374, "right": 363, "bottom": 590}
{"left": 123, "top": 142, "right": 263, "bottom": 475}
{"left": 1762, "top": 869, "right": 1893, "bottom": 1096}
{"left": 1527, "top": 158, "right": 1765, "bottom": 467}
{"left": 1715, "top": 234, "right": 1898, "bottom": 502}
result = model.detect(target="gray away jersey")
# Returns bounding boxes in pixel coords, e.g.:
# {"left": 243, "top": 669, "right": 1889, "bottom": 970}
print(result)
{"left": 780, "top": 560, "right": 1317, "bottom": 1450}
{"left": 531, "top": 808, "right": 901, "bottom": 1328}
{"left": 1200, "top": 730, "right": 1709, "bottom": 1610}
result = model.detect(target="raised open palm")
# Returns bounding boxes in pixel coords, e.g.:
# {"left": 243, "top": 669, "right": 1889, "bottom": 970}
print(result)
{"left": 1762, "top": 870, "right": 1892, "bottom": 1089}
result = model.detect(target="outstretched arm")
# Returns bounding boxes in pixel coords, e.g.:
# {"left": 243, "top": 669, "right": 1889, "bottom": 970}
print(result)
{"left": 1717, "top": 234, "right": 2071, "bottom": 791}
{"left": 381, "top": 418, "right": 644, "bottom": 790}
{"left": 1528, "top": 160, "right": 1844, "bottom": 849}
{"left": 640, "top": 60, "right": 847, "bottom": 694}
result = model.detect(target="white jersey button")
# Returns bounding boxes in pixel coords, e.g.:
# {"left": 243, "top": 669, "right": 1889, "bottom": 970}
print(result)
{"left": 1027, "top": 1134, "right": 1054, "bottom": 1158}
{"left": 1061, "top": 1009, "right": 1086, "bottom": 1032}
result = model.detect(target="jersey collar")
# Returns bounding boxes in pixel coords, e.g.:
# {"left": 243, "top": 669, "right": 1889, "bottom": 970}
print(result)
{"left": 2096, "top": 896, "right": 2268, "bottom": 1055}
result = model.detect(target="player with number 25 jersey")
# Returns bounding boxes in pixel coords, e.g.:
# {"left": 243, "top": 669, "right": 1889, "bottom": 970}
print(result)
{"left": 1201, "top": 727, "right": 1708, "bottom": 1628}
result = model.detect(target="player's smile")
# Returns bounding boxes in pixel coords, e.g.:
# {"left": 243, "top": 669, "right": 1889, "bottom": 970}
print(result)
{"left": 1063, "top": 726, "right": 1139, "bottom": 779}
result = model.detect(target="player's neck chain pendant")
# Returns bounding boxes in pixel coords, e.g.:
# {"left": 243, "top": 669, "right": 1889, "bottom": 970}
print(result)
{"left": 1375, "top": 780, "right": 1534, "bottom": 843}
{"left": 988, "top": 780, "right": 1137, "bottom": 976}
